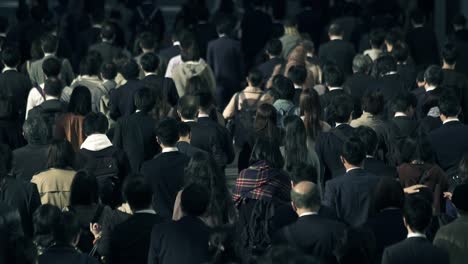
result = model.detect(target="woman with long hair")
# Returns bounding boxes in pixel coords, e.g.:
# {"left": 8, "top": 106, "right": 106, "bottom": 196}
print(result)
{"left": 299, "top": 88, "right": 331, "bottom": 146}
{"left": 173, "top": 152, "right": 236, "bottom": 227}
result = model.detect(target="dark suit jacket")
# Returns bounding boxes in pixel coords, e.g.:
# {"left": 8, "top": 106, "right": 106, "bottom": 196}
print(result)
{"left": 38, "top": 245, "right": 100, "bottom": 264}
{"left": 397, "top": 63, "right": 417, "bottom": 90}
{"left": 442, "top": 69, "right": 468, "bottom": 122}
{"left": 406, "top": 26, "right": 439, "bottom": 68}
{"left": 389, "top": 116, "right": 419, "bottom": 139}
{"left": 207, "top": 36, "right": 244, "bottom": 107}
{"left": 323, "top": 168, "right": 381, "bottom": 226}
{"left": 418, "top": 116, "right": 442, "bottom": 136}
{"left": 382, "top": 237, "right": 449, "bottom": 264}
{"left": 429, "top": 121, "right": 468, "bottom": 171}
{"left": 109, "top": 79, "right": 145, "bottom": 120}
{"left": 140, "top": 151, "right": 190, "bottom": 218}
{"left": 241, "top": 8, "right": 273, "bottom": 60}
{"left": 195, "top": 22, "right": 218, "bottom": 60}
{"left": 176, "top": 141, "right": 205, "bottom": 158}
{"left": 109, "top": 212, "right": 165, "bottom": 264}
{"left": 141, "top": 74, "right": 179, "bottom": 107}
{"left": 0, "top": 69, "right": 31, "bottom": 122}
{"left": 89, "top": 41, "right": 123, "bottom": 63}
{"left": 376, "top": 73, "right": 407, "bottom": 104}
{"left": 257, "top": 57, "right": 284, "bottom": 82}
{"left": 148, "top": 216, "right": 211, "bottom": 264}
{"left": 318, "top": 39, "right": 356, "bottom": 75}
{"left": 112, "top": 112, "right": 158, "bottom": 172}
{"left": 273, "top": 214, "right": 345, "bottom": 262}
{"left": 362, "top": 157, "right": 398, "bottom": 178}
{"left": 12, "top": 143, "right": 49, "bottom": 182}
{"left": 158, "top": 45, "right": 180, "bottom": 75}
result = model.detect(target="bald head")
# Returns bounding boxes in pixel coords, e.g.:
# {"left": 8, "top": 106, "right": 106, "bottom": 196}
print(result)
{"left": 291, "top": 181, "right": 321, "bottom": 211}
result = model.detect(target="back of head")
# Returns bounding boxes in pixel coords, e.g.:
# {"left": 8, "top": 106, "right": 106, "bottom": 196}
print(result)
{"left": 100, "top": 22, "right": 116, "bottom": 41}
{"left": 385, "top": 30, "right": 400, "bottom": 47}
{"left": 52, "top": 211, "right": 80, "bottom": 245}
{"left": 123, "top": 176, "right": 153, "bottom": 212}
{"left": 139, "top": 31, "right": 156, "bottom": 50}
{"left": 177, "top": 121, "right": 191, "bottom": 138}
{"left": 392, "top": 92, "right": 417, "bottom": 113}
{"left": 453, "top": 14, "right": 467, "bottom": 28}
{"left": 247, "top": 69, "right": 263, "bottom": 87}
{"left": 352, "top": 54, "right": 372, "bottom": 74}
{"left": 354, "top": 126, "right": 378, "bottom": 156}
{"left": 289, "top": 164, "right": 318, "bottom": 184}
{"left": 100, "top": 62, "right": 117, "bottom": 80}
{"left": 69, "top": 170, "right": 99, "bottom": 207}
{"left": 399, "top": 137, "right": 434, "bottom": 163}
{"left": 255, "top": 103, "right": 279, "bottom": 140}
{"left": 273, "top": 75, "right": 294, "bottom": 100}
{"left": 369, "top": 29, "right": 385, "bottom": 48}
{"left": 442, "top": 43, "right": 458, "bottom": 65}
{"left": 2, "top": 46, "right": 20, "bottom": 67}
{"left": 424, "top": 65, "right": 443, "bottom": 86}
{"left": 373, "top": 177, "right": 404, "bottom": 212}
{"left": 68, "top": 86, "right": 92, "bottom": 116}
{"left": 134, "top": 87, "right": 155, "bottom": 113}
{"left": 328, "top": 23, "right": 344, "bottom": 37}
{"left": 179, "top": 30, "right": 200, "bottom": 62}
{"left": 410, "top": 9, "right": 425, "bottom": 25}
{"left": 43, "top": 77, "right": 63, "bottom": 97}
{"left": 342, "top": 137, "right": 366, "bottom": 166}
{"left": 181, "top": 183, "right": 209, "bottom": 217}
{"left": 140, "top": 52, "right": 160, "bottom": 73}
{"left": 83, "top": 112, "right": 108, "bottom": 136}
{"left": 403, "top": 194, "right": 433, "bottom": 233}
{"left": 23, "top": 115, "right": 49, "bottom": 144}
{"left": 186, "top": 75, "right": 210, "bottom": 96}
{"left": 33, "top": 204, "right": 61, "bottom": 236}
{"left": 329, "top": 93, "right": 354, "bottom": 123}
{"left": 334, "top": 227, "right": 376, "bottom": 264}
{"left": 392, "top": 43, "right": 409, "bottom": 63}
{"left": 250, "top": 138, "right": 284, "bottom": 169}
{"left": 287, "top": 65, "right": 307, "bottom": 86}
{"left": 42, "top": 57, "right": 61, "bottom": 78}
{"left": 196, "top": 92, "right": 215, "bottom": 112}
{"left": 323, "top": 64, "right": 344, "bottom": 87}
{"left": 375, "top": 55, "right": 397, "bottom": 76}
{"left": 80, "top": 52, "right": 102, "bottom": 76}
{"left": 266, "top": 39, "right": 282, "bottom": 57}
{"left": 362, "top": 91, "right": 384, "bottom": 115}
{"left": 40, "top": 34, "right": 57, "bottom": 53}
{"left": 215, "top": 16, "right": 234, "bottom": 35}
{"left": 156, "top": 118, "right": 179, "bottom": 147}
{"left": 177, "top": 95, "right": 199, "bottom": 120}
{"left": 439, "top": 91, "right": 461, "bottom": 117}
{"left": 291, "top": 181, "right": 320, "bottom": 210}
{"left": 47, "top": 139, "right": 74, "bottom": 169}
{"left": 120, "top": 59, "right": 140, "bottom": 80}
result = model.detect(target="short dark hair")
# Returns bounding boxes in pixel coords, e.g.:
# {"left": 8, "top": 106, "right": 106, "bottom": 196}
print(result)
{"left": 342, "top": 137, "right": 366, "bottom": 166}
{"left": 177, "top": 95, "right": 199, "bottom": 119}
{"left": 392, "top": 92, "right": 417, "bottom": 113}
{"left": 352, "top": 54, "right": 372, "bottom": 73}
{"left": 80, "top": 52, "right": 102, "bottom": 76}
{"left": 334, "top": 228, "right": 377, "bottom": 264}
{"left": 328, "top": 23, "right": 344, "bottom": 36}
{"left": 439, "top": 91, "right": 461, "bottom": 117}
{"left": 1, "top": 46, "right": 20, "bottom": 67}
{"left": 123, "top": 176, "right": 153, "bottom": 211}
{"left": 375, "top": 55, "right": 397, "bottom": 75}
{"left": 47, "top": 139, "right": 74, "bottom": 169}
{"left": 399, "top": 137, "right": 435, "bottom": 164}
{"left": 121, "top": 59, "right": 140, "bottom": 80}
{"left": 43, "top": 77, "right": 63, "bottom": 97}
{"left": 42, "top": 57, "right": 61, "bottom": 77}
{"left": 52, "top": 211, "right": 80, "bottom": 244}
{"left": 354, "top": 126, "right": 378, "bottom": 156}
{"left": 403, "top": 195, "right": 432, "bottom": 233}
{"left": 362, "top": 91, "right": 384, "bottom": 115}
{"left": 196, "top": 92, "right": 214, "bottom": 111}
{"left": 134, "top": 87, "right": 155, "bottom": 113}
{"left": 291, "top": 182, "right": 320, "bottom": 209}
{"left": 83, "top": 112, "right": 108, "bottom": 135}
{"left": 40, "top": 34, "right": 58, "bottom": 53}
{"left": 411, "top": 9, "right": 425, "bottom": 25}
{"left": 369, "top": 29, "right": 385, "bottom": 48}
{"left": 392, "top": 43, "right": 409, "bottom": 63}
{"left": 100, "top": 22, "right": 115, "bottom": 40}
{"left": 453, "top": 14, "right": 466, "bottom": 27}
{"left": 247, "top": 69, "right": 263, "bottom": 87}
{"left": 289, "top": 165, "right": 318, "bottom": 184}
{"left": 140, "top": 52, "right": 160, "bottom": 73}
{"left": 156, "top": 118, "right": 179, "bottom": 146}
{"left": 250, "top": 138, "right": 284, "bottom": 169}
{"left": 424, "top": 65, "right": 443, "bottom": 86}
{"left": 323, "top": 64, "right": 344, "bottom": 86}
{"left": 181, "top": 183, "right": 209, "bottom": 216}
{"left": 100, "top": 62, "right": 117, "bottom": 80}
{"left": 68, "top": 86, "right": 92, "bottom": 116}
{"left": 373, "top": 177, "right": 404, "bottom": 212}
{"left": 266, "top": 39, "right": 282, "bottom": 56}
{"left": 178, "top": 121, "right": 191, "bottom": 137}
{"left": 274, "top": 75, "right": 295, "bottom": 100}
{"left": 33, "top": 204, "right": 61, "bottom": 237}
{"left": 442, "top": 43, "right": 457, "bottom": 65}
{"left": 385, "top": 30, "right": 399, "bottom": 46}
{"left": 69, "top": 170, "right": 99, "bottom": 206}
{"left": 139, "top": 31, "right": 156, "bottom": 50}
{"left": 329, "top": 93, "right": 354, "bottom": 123}
{"left": 216, "top": 16, "right": 234, "bottom": 35}
{"left": 23, "top": 115, "right": 49, "bottom": 144}
{"left": 288, "top": 65, "right": 308, "bottom": 85}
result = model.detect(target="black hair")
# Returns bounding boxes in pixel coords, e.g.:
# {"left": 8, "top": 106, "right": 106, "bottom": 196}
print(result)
{"left": 354, "top": 126, "right": 378, "bottom": 156}
{"left": 410, "top": 9, "right": 425, "bottom": 25}
{"left": 289, "top": 165, "right": 318, "bottom": 184}
{"left": 385, "top": 30, "right": 400, "bottom": 46}
{"left": 43, "top": 77, "right": 63, "bottom": 97}
{"left": 100, "top": 22, "right": 116, "bottom": 40}
{"left": 80, "top": 52, "right": 102, "bottom": 76}
{"left": 100, "top": 62, "right": 117, "bottom": 80}
{"left": 23, "top": 115, "right": 49, "bottom": 144}
{"left": 369, "top": 29, "right": 385, "bottom": 48}
{"left": 134, "top": 87, "right": 155, "bottom": 113}
{"left": 120, "top": 59, "right": 140, "bottom": 80}
{"left": 392, "top": 92, "right": 417, "bottom": 113}
{"left": 177, "top": 95, "right": 199, "bottom": 120}
{"left": 140, "top": 52, "right": 160, "bottom": 73}
{"left": 392, "top": 43, "right": 409, "bottom": 63}
{"left": 196, "top": 92, "right": 215, "bottom": 111}
{"left": 83, "top": 112, "right": 108, "bottom": 135}
{"left": 266, "top": 39, "right": 282, "bottom": 56}
{"left": 441, "top": 43, "right": 458, "bottom": 65}
{"left": 33, "top": 204, "right": 61, "bottom": 239}
{"left": 300, "top": 88, "right": 322, "bottom": 141}
{"left": 123, "top": 176, "right": 153, "bottom": 211}
{"left": 69, "top": 170, "right": 99, "bottom": 206}
{"left": 177, "top": 121, "right": 191, "bottom": 137}
{"left": 403, "top": 195, "right": 432, "bottom": 233}
{"left": 181, "top": 183, "right": 210, "bottom": 217}
{"left": 40, "top": 34, "right": 58, "bottom": 53}
{"left": 329, "top": 93, "right": 354, "bottom": 123}
{"left": 139, "top": 31, "right": 156, "bottom": 50}
{"left": 283, "top": 115, "right": 312, "bottom": 173}
{"left": 42, "top": 57, "right": 61, "bottom": 78}
{"left": 352, "top": 54, "right": 372, "bottom": 73}
{"left": 439, "top": 91, "right": 461, "bottom": 117}
{"left": 52, "top": 211, "right": 80, "bottom": 244}
{"left": 291, "top": 182, "right": 320, "bottom": 209}
{"left": 373, "top": 177, "right": 404, "bottom": 212}
{"left": 323, "top": 64, "right": 344, "bottom": 86}
{"left": 362, "top": 91, "right": 384, "bottom": 115}
{"left": 250, "top": 138, "right": 284, "bottom": 169}
{"left": 255, "top": 103, "right": 281, "bottom": 144}
{"left": 287, "top": 65, "right": 307, "bottom": 85}
{"left": 399, "top": 137, "right": 434, "bottom": 163}
{"left": 185, "top": 75, "right": 211, "bottom": 95}
{"left": 274, "top": 75, "right": 295, "bottom": 100}
{"left": 424, "top": 65, "right": 443, "bottom": 86}
{"left": 68, "top": 86, "right": 92, "bottom": 116}
{"left": 342, "top": 137, "right": 366, "bottom": 166}
{"left": 247, "top": 69, "right": 263, "bottom": 87}
{"left": 334, "top": 228, "right": 377, "bottom": 264}
{"left": 328, "top": 23, "right": 344, "bottom": 36}
{"left": 453, "top": 14, "right": 466, "bottom": 27}
{"left": 1, "top": 46, "right": 20, "bottom": 67}
{"left": 46, "top": 139, "right": 74, "bottom": 169}
{"left": 215, "top": 16, "right": 234, "bottom": 35}
{"left": 156, "top": 118, "right": 179, "bottom": 146}
{"left": 179, "top": 30, "right": 200, "bottom": 62}
{"left": 375, "top": 55, "right": 397, "bottom": 76}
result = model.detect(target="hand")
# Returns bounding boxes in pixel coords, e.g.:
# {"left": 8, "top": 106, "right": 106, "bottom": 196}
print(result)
{"left": 90, "top": 223, "right": 102, "bottom": 238}
{"left": 404, "top": 184, "right": 426, "bottom": 194}
{"left": 444, "top": 192, "right": 453, "bottom": 200}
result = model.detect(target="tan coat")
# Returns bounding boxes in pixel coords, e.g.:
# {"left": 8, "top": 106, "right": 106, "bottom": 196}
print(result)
{"left": 31, "top": 168, "right": 76, "bottom": 209}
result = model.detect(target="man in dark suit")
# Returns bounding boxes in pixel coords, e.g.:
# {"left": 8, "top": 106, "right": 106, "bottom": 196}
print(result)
{"left": 323, "top": 137, "right": 381, "bottom": 226}
{"left": 319, "top": 65, "right": 348, "bottom": 125}
{"left": 0, "top": 46, "right": 31, "bottom": 123}
{"left": 113, "top": 88, "right": 158, "bottom": 173}
{"left": 158, "top": 32, "right": 181, "bottom": 76}
{"left": 429, "top": 93, "right": 468, "bottom": 173}
{"left": 139, "top": 52, "right": 179, "bottom": 107}
{"left": 315, "top": 93, "right": 354, "bottom": 193}
{"left": 257, "top": 38, "right": 284, "bottom": 84}
{"left": 319, "top": 23, "right": 356, "bottom": 76}
{"left": 89, "top": 23, "right": 125, "bottom": 63}
{"left": 140, "top": 118, "right": 190, "bottom": 219}
{"left": 382, "top": 195, "right": 449, "bottom": 264}
{"left": 288, "top": 65, "right": 307, "bottom": 106}
{"left": 148, "top": 183, "right": 211, "bottom": 264}
{"left": 108, "top": 177, "right": 165, "bottom": 264}
{"left": 109, "top": 60, "right": 145, "bottom": 121}
{"left": 416, "top": 65, "right": 444, "bottom": 120}
{"left": 388, "top": 93, "right": 419, "bottom": 139}
{"left": 273, "top": 181, "right": 345, "bottom": 263}
{"left": 12, "top": 116, "right": 49, "bottom": 182}
{"left": 406, "top": 9, "right": 439, "bottom": 69}
{"left": 374, "top": 55, "right": 407, "bottom": 106}
{"left": 176, "top": 122, "right": 205, "bottom": 158}
{"left": 394, "top": 43, "right": 417, "bottom": 91}
{"left": 207, "top": 17, "right": 244, "bottom": 109}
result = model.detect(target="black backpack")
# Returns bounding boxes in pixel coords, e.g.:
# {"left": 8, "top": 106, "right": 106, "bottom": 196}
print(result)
{"left": 232, "top": 92, "right": 262, "bottom": 147}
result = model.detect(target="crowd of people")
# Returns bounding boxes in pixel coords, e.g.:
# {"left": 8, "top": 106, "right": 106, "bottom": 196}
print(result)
{"left": 1, "top": 0, "right": 468, "bottom": 263}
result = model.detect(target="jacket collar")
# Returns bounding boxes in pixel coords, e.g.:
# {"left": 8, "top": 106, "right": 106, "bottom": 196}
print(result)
{"left": 81, "top": 134, "right": 113, "bottom": 151}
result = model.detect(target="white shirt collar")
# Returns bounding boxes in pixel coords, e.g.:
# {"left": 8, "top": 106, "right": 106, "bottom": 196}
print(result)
{"left": 198, "top": 113, "right": 210, "bottom": 118}
{"left": 44, "top": 53, "right": 55, "bottom": 57}
{"left": 407, "top": 232, "right": 426, "bottom": 239}
{"left": 2, "top": 66, "right": 16, "bottom": 73}
{"left": 383, "top": 71, "right": 398, "bottom": 76}
{"left": 425, "top": 85, "right": 437, "bottom": 92}
{"left": 162, "top": 147, "right": 178, "bottom": 153}
{"left": 329, "top": 86, "right": 343, "bottom": 91}
{"left": 134, "top": 209, "right": 156, "bottom": 215}
{"left": 335, "top": 122, "right": 346, "bottom": 127}
{"left": 173, "top": 41, "right": 180, "bottom": 46}
{"left": 443, "top": 117, "right": 460, "bottom": 124}
{"left": 346, "top": 167, "right": 360, "bottom": 173}
{"left": 219, "top": 34, "right": 226, "bottom": 38}
{"left": 183, "top": 119, "right": 196, "bottom": 123}
{"left": 394, "top": 112, "right": 408, "bottom": 117}
{"left": 45, "top": 95, "right": 59, "bottom": 100}
{"left": 144, "top": 72, "right": 157, "bottom": 77}
{"left": 299, "top": 212, "right": 318, "bottom": 217}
